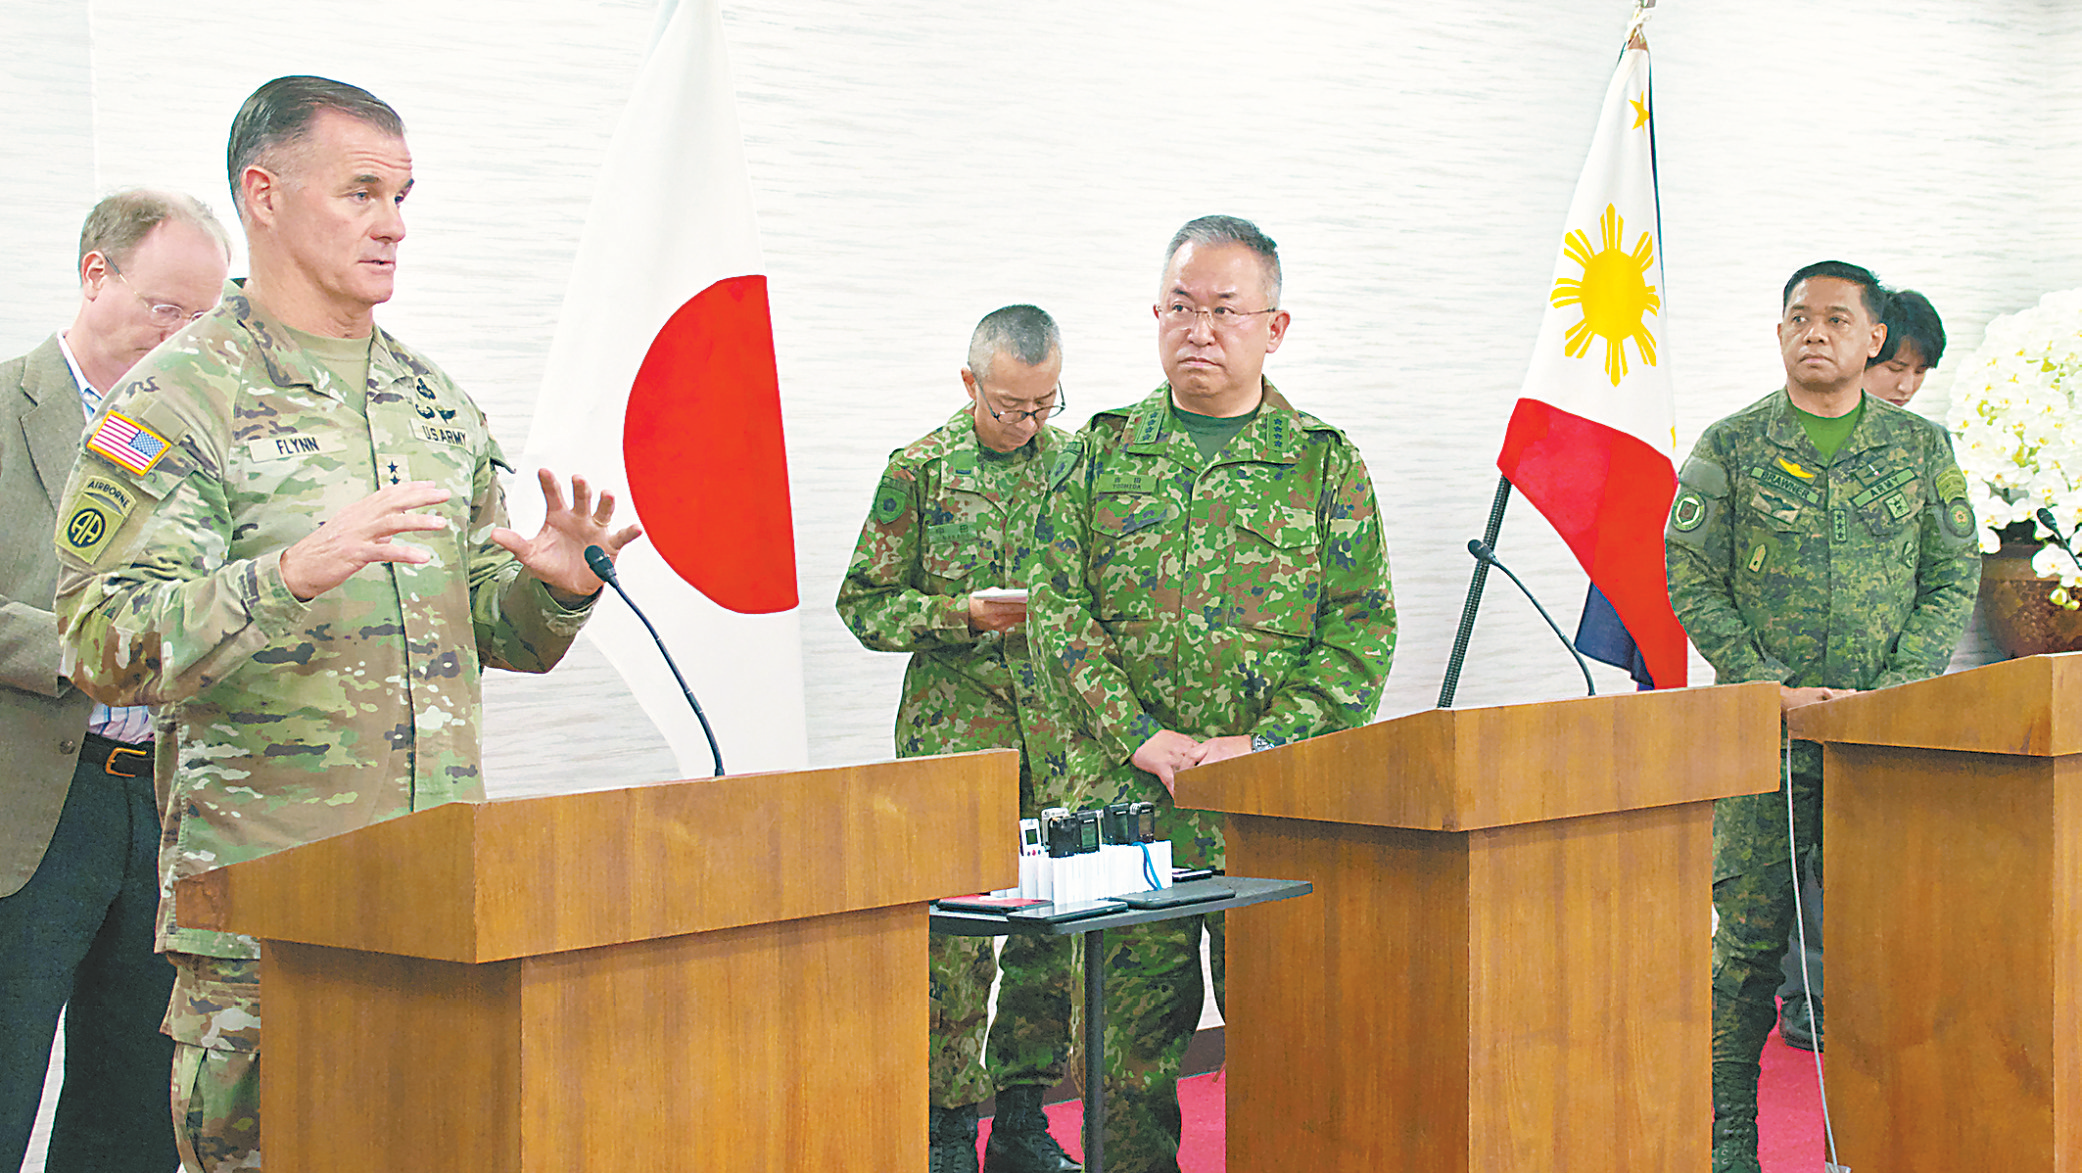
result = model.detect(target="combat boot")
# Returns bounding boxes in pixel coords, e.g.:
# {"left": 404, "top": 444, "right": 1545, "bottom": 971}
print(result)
{"left": 930, "top": 1103, "right": 980, "bottom": 1173}
{"left": 1710, "top": 1065, "right": 1762, "bottom": 1173}
{"left": 982, "top": 1084, "right": 1080, "bottom": 1173}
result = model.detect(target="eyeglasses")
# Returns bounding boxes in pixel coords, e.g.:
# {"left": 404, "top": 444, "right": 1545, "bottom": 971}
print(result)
{"left": 979, "top": 384, "right": 1066, "bottom": 425}
{"left": 103, "top": 257, "right": 208, "bottom": 329}
{"left": 1158, "top": 302, "right": 1279, "bottom": 333}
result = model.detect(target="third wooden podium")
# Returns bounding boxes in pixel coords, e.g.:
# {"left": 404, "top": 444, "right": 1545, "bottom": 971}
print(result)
{"left": 1176, "top": 681, "right": 1779, "bottom": 1172}
{"left": 1789, "top": 652, "right": 2082, "bottom": 1172}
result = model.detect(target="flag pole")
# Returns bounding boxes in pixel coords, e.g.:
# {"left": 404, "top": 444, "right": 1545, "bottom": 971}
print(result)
{"left": 1437, "top": 473, "right": 1513, "bottom": 708}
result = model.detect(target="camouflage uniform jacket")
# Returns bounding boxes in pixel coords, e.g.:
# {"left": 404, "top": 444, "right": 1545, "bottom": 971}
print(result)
{"left": 1033, "top": 382, "right": 1394, "bottom": 775}
{"left": 836, "top": 408, "right": 1067, "bottom": 777}
{"left": 52, "top": 282, "right": 592, "bottom": 959}
{"left": 1665, "top": 388, "right": 1979, "bottom": 692}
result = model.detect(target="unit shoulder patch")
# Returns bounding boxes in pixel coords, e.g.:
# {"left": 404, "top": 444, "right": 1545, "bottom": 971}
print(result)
{"left": 1670, "top": 490, "right": 1707, "bottom": 532}
{"left": 872, "top": 474, "right": 911, "bottom": 524}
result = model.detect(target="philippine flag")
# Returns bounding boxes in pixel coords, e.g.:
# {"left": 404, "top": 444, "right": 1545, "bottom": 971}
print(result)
{"left": 519, "top": 0, "right": 808, "bottom": 774}
{"left": 1495, "top": 25, "right": 1687, "bottom": 691}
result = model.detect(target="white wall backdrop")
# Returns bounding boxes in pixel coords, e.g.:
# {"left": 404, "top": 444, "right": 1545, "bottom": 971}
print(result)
{"left": 9, "top": 2, "right": 2082, "bottom": 1166}
{"left": 3, "top": 0, "right": 2076, "bottom": 790}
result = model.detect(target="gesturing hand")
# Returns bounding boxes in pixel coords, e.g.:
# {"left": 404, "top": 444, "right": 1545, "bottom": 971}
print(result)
{"left": 279, "top": 481, "right": 453, "bottom": 602}
{"left": 489, "top": 469, "right": 644, "bottom": 604}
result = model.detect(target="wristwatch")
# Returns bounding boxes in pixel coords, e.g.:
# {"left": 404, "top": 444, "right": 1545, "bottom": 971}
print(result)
{"left": 1250, "top": 733, "right": 1278, "bottom": 753}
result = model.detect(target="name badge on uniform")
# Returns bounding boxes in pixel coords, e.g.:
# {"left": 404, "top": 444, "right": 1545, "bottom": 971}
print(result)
{"left": 244, "top": 433, "right": 342, "bottom": 461}
{"left": 413, "top": 421, "right": 470, "bottom": 446}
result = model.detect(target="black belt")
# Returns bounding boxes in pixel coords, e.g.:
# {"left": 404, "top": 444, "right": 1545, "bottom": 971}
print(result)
{"left": 83, "top": 731, "right": 154, "bottom": 779}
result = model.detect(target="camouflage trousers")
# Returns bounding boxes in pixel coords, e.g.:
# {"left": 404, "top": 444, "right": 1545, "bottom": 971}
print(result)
{"left": 163, "top": 953, "right": 261, "bottom": 1172}
{"left": 1711, "top": 741, "right": 1823, "bottom": 1117}
{"left": 1084, "top": 760, "right": 1227, "bottom": 1173}
{"left": 932, "top": 762, "right": 1078, "bottom": 1109}
{"left": 930, "top": 931, "right": 1075, "bottom": 1107}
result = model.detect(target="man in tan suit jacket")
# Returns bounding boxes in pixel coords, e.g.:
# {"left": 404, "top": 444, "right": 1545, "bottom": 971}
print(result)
{"left": 0, "top": 190, "right": 228, "bottom": 1173}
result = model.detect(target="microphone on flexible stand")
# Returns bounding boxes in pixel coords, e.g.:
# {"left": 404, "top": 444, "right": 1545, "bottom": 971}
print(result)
{"left": 1466, "top": 539, "right": 1596, "bottom": 697}
{"left": 585, "top": 544, "right": 725, "bottom": 776}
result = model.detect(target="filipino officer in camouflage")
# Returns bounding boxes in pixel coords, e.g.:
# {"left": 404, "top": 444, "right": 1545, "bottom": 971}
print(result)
{"left": 1665, "top": 261, "right": 1977, "bottom": 1173}
{"left": 1033, "top": 217, "right": 1394, "bottom": 1173}
{"left": 51, "top": 76, "right": 642, "bottom": 1173}
{"left": 837, "top": 305, "right": 1079, "bottom": 1173}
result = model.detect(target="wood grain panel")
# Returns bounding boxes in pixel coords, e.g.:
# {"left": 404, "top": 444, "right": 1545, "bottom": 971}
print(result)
{"left": 516, "top": 902, "right": 923, "bottom": 1171}
{"left": 1224, "top": 814, "right": 1471, "bottom": 1173}
{"left": 1224, "top": 800, "right": 1713, "bottom": 1171}
{"left": 1789, "top": 651, "right": 2082, "bottom": 756}
{"left": 1827, "top": 743, "right": 2059, "bottom": 1171}
{"left": 177, "top": 750, "right": 1016, "bottom": 962}
{"left": 177, "top": 803, "right": 483, "bottom": 960}
{"left": 263, "top": 942, "right": 521, "bottom": 1173}
{"left": 1180, "top": 681, "right": 1778, "bottom": 832}
{"left": 1465, "top": 803, "right": 1709, "bottom": 1171}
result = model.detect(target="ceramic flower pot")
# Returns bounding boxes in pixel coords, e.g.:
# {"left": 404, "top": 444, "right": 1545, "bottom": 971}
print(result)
{"left": 1980, "top": 540, "right": 2082, "bottom": 656}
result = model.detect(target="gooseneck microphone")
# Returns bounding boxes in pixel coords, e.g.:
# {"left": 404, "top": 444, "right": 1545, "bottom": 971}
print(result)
{"left": 1466, "top": 539, "right": 1596, "bottom": 697}
{"left": 585, "top": 545, "right": 725, "bottom": 776}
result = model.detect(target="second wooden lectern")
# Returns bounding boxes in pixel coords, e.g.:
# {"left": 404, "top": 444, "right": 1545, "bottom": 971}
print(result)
{"left": 1176, "top": 681, "right": 1779, "bottom": 1172}
{"left": 1789, "top": 652, "right": 2082, "bottom": 1172}
{"left": 174, "top": 750, "right": 1018, "bottom": 1172}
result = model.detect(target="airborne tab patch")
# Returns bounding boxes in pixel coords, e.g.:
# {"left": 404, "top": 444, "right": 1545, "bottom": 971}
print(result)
{"left": 86, "top": 411, "right": 171, "bottom": 475}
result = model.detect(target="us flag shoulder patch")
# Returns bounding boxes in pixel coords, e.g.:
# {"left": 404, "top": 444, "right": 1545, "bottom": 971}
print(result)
{"left": 86, "top": 411, "right": 171, "bottom": 475}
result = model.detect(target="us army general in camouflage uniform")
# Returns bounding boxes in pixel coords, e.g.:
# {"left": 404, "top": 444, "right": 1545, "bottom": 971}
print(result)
{"left": 1665, "top": 262, "right": 1977, "bottom": 1173}
{"left": 1034, "top": 217, "right": 1394, "bottom": 1173}
{"left": 52, "top": 77, "right": 640, "bottom": 1173}
{"left": 837, "top": 305, "right": 1079, "bottom": 1173}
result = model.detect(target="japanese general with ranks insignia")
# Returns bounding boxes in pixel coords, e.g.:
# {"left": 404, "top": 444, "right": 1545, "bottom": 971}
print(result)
{"left": 1032, "top": 216, "right": 1395, "bottom": 1169}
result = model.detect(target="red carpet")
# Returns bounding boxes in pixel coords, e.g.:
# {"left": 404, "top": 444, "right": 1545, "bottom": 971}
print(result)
{"left": 979, "top": 1022, "right": 1827, "bottom": 1172}
{"left": 1760, "top": 1002, "right": 1832, "bottom": 1172}
{"left": 979, "top": 1069, "right": 1227, "bottom": 1172}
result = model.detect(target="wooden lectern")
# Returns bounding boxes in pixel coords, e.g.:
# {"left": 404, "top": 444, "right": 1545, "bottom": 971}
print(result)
{"left": 1176, "top": 681, "right": 1780, "bottom": 1172}
{"left": 1788, "top": 652, "right": 2082, "bottom": 1172}
{"left": 173, "top": 750, "right": 1018, "bottom": 1172}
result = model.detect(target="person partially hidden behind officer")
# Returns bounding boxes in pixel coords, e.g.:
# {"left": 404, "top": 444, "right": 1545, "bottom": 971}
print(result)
{"left": 1032, "top": 216, "right": 1395, "bottom": 1172}
{"left": 837, "top": 304, "right": 1080, "bottom": 1173}
{"left": 0, "top": 189, "right": 229, "bottom": 1173}
{"left": 1664, "top": 261, "right": 1978, "bottom": 1173}
{"left": 51, "top": 76, "right": 640, "bottom": 1173}
{"left": 1864, "top": 288, "right": 1946, "bottom": 409}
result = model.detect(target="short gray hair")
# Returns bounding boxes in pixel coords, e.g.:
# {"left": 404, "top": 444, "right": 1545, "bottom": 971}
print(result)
{"left": 1164, "top": 214, "right": 1282, "bottom": 304}
{"left": 227, "top": 75, "right": 405, "bottom": 218}
{"left": 966, "top": 304, "right": 1061, "bottom": 382}
{"left": 78, "top": 189, "right": 232, "bottom": 268}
